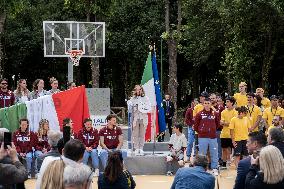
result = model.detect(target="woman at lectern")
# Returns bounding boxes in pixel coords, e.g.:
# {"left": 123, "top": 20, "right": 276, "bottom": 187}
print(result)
{"left": 129, "top": 85, "right": 151, "bottom": 156}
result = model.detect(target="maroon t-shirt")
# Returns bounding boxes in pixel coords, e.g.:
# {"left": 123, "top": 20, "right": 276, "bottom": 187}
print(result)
{"left": 0, "top": 90, "right": 15, "bottom": 108}
{"left": 99, "top": 126, "right": 122, "bottom": 149}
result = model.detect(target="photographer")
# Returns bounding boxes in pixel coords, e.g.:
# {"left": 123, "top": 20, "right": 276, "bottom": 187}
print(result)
{"left": 0, "top": 142, "right": 28, "bottom": 188}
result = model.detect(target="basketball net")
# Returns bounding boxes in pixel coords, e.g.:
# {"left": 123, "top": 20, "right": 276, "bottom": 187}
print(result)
{"left": 67, "top": 50, "right": 83, "bottom": 66}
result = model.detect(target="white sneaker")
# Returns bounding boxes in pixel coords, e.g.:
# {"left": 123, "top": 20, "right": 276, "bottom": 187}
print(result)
{"left": 212, "top": 169, "right": 219, "bottom": 176}
{"left": 139, "top": 149, "right": 144, "bottom": 156}
{"left": 134, "top": 149, "right": 140, "bottom": 156}
{"left": 94, "top": 168, "right": 99, "bottom": 177}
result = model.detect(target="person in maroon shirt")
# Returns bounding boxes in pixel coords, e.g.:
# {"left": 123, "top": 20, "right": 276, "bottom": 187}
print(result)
{"left": 210, "top": 93, "right": 225, "bottom": 165}
{"left": 36, "top": 119, "right": 50, "bottom": 154}
{"left": 184, "top": 99, "right": 198, "bottom": 160}
{"left": 99, "top": 114, "right": 127, "bottom": 169}
{"left": 0, "top": 78, "right": 15, "bottom": 108}
{"left": 194, "top": 97, "right": 220, "bottom": 176}
{"left": 77, "top": 118, "right": 99, "bottom": 171}
{"left": 12, "top": 118, "right": 41, "bottom": 177}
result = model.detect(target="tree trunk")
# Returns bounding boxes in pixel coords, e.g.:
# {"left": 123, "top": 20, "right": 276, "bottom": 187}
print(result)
{"left": 165, "top": 0, "right": 181, "bottom": 119}
{"left": 0, "top": 12, "right": 6, "bottom": 78}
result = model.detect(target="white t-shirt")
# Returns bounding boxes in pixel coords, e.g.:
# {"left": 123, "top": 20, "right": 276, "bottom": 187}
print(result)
{"left": 169, "top": 133, "right": 187, "bottom": 151}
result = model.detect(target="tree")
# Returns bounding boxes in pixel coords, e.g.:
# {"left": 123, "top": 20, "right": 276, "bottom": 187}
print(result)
{"left": 163, "top": 0, "right": 182, "bottom": 114}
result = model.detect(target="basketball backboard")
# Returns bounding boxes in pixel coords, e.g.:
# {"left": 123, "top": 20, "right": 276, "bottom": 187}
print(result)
{"left": 43, "top": 21, "right": 105, "bottom": 57}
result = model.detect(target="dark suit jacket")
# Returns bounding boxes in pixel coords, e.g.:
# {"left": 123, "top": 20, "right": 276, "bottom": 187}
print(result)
{"left": 234, "top": 157, "right": 251, "bottom": 189}
{"left": 163, "top": 100, "right": 175, "bottom": 118}
{"left": 245, "top": 164, "right": 284, "bottom": 189}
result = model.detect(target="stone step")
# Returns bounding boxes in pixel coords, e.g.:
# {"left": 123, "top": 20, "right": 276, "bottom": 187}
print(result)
{"left": 124, "top": 152, "right": 180, "bottom": 175}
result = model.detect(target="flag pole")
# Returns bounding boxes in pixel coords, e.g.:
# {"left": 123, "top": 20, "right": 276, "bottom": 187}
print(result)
{"left": 152, "top": 43, "right": 157, "bottom": 155}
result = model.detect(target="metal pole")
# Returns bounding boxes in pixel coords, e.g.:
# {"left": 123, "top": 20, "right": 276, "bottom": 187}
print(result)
{"left": 67, "top": 58, "right": 73, "bottom": 82}
{"left": 160, "top": 38, "right": 163, "bottom": 95}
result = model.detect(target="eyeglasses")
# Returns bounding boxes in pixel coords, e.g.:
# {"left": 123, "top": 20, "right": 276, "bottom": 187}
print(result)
{"left": 1, "top": 83, "right": 7, "bottom": 85}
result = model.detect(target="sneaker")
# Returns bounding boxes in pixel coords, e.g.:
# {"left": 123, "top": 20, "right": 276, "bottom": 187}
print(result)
{"left": 166, "top": 171, "right": 173, "bottom": 176}
{"left": 139, "top": 149, "right": 144, "bottom": 156}
{"left": 212, "top": 169, "right": 219, "bottom": 176}
{"left": 134, "top": 149, "right": 140, "bottom": 156}
{"left": 28, "top": 173, "right": 32, "bottom": 179}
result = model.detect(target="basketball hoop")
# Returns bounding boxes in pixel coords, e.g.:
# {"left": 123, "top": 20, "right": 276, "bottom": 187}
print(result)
{"left": 66, "top": 50, "right": 84, "bottom": 66}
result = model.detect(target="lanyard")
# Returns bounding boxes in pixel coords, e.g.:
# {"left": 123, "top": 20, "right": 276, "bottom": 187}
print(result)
{"left": 247, "top": 105, "right": 254, "bottom": 117}
{"left": 271, "top": 107, "right": 278, "bottom": 117}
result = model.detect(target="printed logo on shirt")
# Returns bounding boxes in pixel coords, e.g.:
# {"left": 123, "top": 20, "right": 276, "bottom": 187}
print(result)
{"left": 106, "top": 135, "right": 117, "bottom": 140}
{"left": 16, "top": 137, "right": 30, "bottom": 142}
{"left": 83, "top": 135, "right": 95, "bottom": 140}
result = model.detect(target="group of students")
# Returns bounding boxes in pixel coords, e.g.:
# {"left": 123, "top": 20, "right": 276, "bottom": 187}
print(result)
{"left": 10, "top": 114, "right": 127, "bottom": 179}
{"left": 0, "top": 77, "right": 76, "bottom": 108}
{"left": 181, "top": 81, "right": 284, "bottom": 176}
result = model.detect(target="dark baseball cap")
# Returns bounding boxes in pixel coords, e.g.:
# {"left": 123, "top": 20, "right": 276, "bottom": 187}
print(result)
{"left": 270, "top": 95, "right": 279, "bottom": 100}
{"left": 200, "top": 91, "right": 209, "bottom": 97}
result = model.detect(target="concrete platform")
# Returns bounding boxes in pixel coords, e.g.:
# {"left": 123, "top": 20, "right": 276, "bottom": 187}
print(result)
{"left": 124, "top": 152, "right": 180, "bottom": 175}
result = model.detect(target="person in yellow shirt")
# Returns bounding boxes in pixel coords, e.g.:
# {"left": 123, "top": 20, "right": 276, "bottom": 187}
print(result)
{"left": 255, "top": 88, "right": 271, "bottom": 109}
{"left": 263, "top": 95, "right": 284, "bottom": 129}
{"left": 229, "top": 106, "right": 251, "bottom": 167}
{"left": 220, "top": 96, "right": 238, "bottom": 168}
{"left": 246, "top": 93, "right": 262, "bottom": 132}
{"left": 233, "top": 82, "right": 248, "bottom": 107}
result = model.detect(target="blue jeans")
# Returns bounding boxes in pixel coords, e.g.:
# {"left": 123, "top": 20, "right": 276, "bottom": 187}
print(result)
{"left": 198, "top": 138, "right": 218, "bottom": 169}
{"left": 216, "top": 131, "right": 222, "bottom": 160}
{"left": 26, "top": 151, "right": 42, "bottom": 173}
{"left": 83, "top": 149, "right": 99, "bottom": 169}
{"left": 100, "top": 149, "right": 127, "bottom": 169}
{"left": 186, "top": 127, "right": 195, "bottom": 158}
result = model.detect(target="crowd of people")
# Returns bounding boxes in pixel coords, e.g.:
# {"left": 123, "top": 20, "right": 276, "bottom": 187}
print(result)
{"left": 0, "top": 77, "right": 76, "bottom": 108}
{"left": 168, "top": 81, "right": 284, "bottom": 188}
{"left": 0, "top": 114, "right": 133, "bottom": 189}
{"left": 1, "top": 79, "right": 284, "bottom": 189}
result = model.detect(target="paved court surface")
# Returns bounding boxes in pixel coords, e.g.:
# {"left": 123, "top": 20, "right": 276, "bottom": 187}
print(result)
{"left": 25, "top": 167, "right": 236, "bottom": 189}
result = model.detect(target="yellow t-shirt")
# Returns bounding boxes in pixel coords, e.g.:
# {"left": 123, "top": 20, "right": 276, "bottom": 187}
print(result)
{"left": 233, "top": 93, "right": 248, "bottom": 107}
{"left": 220, "top": 109, "right": 238, "bottom": 138}
{"left": 193, "top": 104, "right": 204, "bottom": 117}
{"left": 263, "top": 107, "right": 284, "bottom": 127}
{"left": 246, "top": 105, "right": 262, "bottom": 132}
{"left": 261, "top": 97, "right": 271, "bottom": 109}
{"left": 229, "top": 117, "right": 251, "bottom": 141}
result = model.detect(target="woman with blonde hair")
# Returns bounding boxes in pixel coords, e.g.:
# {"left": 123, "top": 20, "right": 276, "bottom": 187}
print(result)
{"left": 48, "top": 77, "right": 60, "bottom": 94}
{"left": 128, "top": 85, "right": 151, "bottom": 156}
{"left": 14, "top": 79, "right": 30, "bottom": 103}
{"left": 245, "top": 145, "right": 284, "bottom": 189}
{"left": 37, "top": 119, "right": 50, "bottom": 154}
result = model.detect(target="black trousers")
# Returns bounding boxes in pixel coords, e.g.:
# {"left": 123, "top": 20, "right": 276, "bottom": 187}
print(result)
{"left": 158, "top": 117, "right": 173, "bottom": 142}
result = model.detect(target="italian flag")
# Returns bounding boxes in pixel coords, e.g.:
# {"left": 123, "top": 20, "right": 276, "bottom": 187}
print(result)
{"left": 141, "top": 52, "right": 159, "bottom": 141}
{"left": 0, "top": 86, "right": 90, "bottom": 133}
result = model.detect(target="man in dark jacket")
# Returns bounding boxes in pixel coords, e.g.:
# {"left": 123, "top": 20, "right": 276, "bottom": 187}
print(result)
{"left": 194, "top": 97, "right": 220, "bottom": 176}
{"left": 267, "top": 127, "right": 284, "bottom": 157}
{"left": 160, "top": 94, "right": 175, "bottom": 142}
{"left": 234, "top": 131, "right": 267, "bottom": 189}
